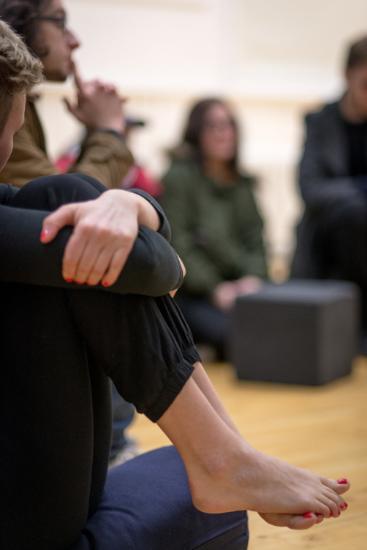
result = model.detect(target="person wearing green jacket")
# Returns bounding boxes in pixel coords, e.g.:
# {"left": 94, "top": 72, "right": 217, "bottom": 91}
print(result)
{"left": 161, "top": 98, "right": 267, "bottom": 358}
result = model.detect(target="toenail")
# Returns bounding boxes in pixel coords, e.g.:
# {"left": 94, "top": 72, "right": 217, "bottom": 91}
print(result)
{"left": 337, "top": 478, "right": 348, "bottom": 484}
{"left": 303, "top": 512, "right": 314, "bottom": 518}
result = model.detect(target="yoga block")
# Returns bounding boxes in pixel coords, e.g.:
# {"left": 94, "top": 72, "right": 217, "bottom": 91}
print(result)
{"left": 230, "top": 280, "right": 359, "bottom": 385}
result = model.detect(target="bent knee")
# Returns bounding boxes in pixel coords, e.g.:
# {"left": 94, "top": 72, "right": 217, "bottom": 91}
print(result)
{"left": 14, "top": 174, "right": 104, "bottom": 210}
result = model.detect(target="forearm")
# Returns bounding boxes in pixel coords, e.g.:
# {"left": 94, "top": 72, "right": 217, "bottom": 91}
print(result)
{"left": 0, "top": 203, "right": 182, "bottom": 296}
{"left": 300, "top": 173, "right": 363, "bottom": 210}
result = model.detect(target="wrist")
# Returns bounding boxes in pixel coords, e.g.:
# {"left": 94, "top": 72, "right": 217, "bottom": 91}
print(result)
{"left": 94, "top": 125, "right": 124, "bottom": 138}
{"left": 135, "top": 194, "right": 160, "bottom": 230}
{"left": 98, "top": 117, "right": 125, "bottom": 134}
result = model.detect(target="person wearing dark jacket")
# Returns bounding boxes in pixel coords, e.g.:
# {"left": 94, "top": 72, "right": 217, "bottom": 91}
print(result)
{"left": 292, "top": 35, "right": 367, "bottom": 328}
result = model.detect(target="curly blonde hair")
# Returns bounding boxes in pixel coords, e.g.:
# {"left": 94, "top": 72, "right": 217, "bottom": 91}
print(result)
{"left": 0, "top": 18, "right": 43, "bottom": 130}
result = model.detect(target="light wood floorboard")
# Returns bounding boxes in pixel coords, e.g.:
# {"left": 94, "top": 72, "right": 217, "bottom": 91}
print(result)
{"left": 130, "top": 358, "right": 367, "bottom": 549}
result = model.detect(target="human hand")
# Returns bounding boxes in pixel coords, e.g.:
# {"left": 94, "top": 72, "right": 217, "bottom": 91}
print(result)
{"left": 235, "top": 275, "right": 262, "bottom": 296}
{"left": 40, "top": 190, "right": 145, "bottom": 287}
{"left": 64, "top": 63, "right": 125, "bottom": 133}
{"left": 169, "top": 255, "right": 186, "bottom": 297}
{"left": 212, "top": 281, "right": 238, "bottom": 311}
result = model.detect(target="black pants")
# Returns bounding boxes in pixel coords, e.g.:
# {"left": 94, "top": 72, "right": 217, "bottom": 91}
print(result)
{"left": 0, "top": 174, "right": 198, "bottom": 550}
{"left": 176, "top": 295, "right": 229, "bottom": 360}
{"left": 295, "top": 196, "right": 367, "bottom": 325}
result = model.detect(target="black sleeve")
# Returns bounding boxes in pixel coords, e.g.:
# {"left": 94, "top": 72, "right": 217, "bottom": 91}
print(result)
{"left": 0, "top": 203, "right": 182, "bottom": 296}
{"left": 130, "top": 188, "right": 171, "bottom": 241}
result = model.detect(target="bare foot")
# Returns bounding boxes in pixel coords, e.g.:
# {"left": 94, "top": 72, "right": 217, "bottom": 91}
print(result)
{"left": 259, "top": 511, "right": 324, "bottom": 530}
{"left": 188, "top": 442, "right": 349, "bottom": 518}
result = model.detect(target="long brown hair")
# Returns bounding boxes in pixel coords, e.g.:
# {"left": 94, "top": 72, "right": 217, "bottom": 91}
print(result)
{"left": 181, "top": 97, "right": 240, "bottom": 172}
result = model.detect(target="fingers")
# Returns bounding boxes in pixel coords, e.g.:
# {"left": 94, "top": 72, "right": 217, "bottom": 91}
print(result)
{"left": 63, "top": 226, "right": 134, "bottom": 286}
{"left": 85, "top": 247, "right": 116, "bottom": 286}
{"left": 62, "top": 228, "right": 88, "bottom": 282}
{"left": 63, "top": 97, "right": 79, "bottom": 119}
{"left": 70, "top": 240, "right": 104, "bottom": 285}
{"left": 72, "top": 62, "right": 85, "bottom": 95}
{"left": 101, "top": 246, "right": 132, "bottom": 287}
{"left": 41, "top": 204, "right": 77, "bottom": 244}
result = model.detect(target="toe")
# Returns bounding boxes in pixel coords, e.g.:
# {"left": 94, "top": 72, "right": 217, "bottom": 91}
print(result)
{"left": 288, "top": 513, "right": 320, "bottom": 530}
{"left": 316, "top": 499, "right": 332, "bottom": 518}
{"left": 259, "top": 513, "right": 319, "bottom": 530}
{"left": 322, "top": 477, "right": 350, "bottom": 495}
{"left": 321, "top": 494, "right": 340, "bottom": 518}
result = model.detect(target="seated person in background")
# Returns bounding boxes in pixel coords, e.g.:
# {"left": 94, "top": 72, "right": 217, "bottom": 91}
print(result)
{"left": 0, "top": 0, "right": 132, "bottom": 189}
{"left": 161, "top": 98, "right": 267, "bottom": 359}
{"left": 56, "top": 116, "right": 163, "bottom": 198}
{"left": 292, "top": 35, "right": 367, "bottom": 334}
{"left": 0, "top": 21, "right": 351, "bottom": 549}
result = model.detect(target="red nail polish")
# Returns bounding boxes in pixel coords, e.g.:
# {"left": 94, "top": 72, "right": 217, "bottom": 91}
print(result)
{"left": 102, "top": 281, "right": 110, "bottom": 288}
{"left": 65, "top": 278, "right": 73, "bottom": 283}
{"left": 337, "top": 478, "right": 348, "bottom": 484}
{"left": 40, "top": 229, "right": 49, "bottom": 242}
{"left": 341, "top": 502, "right": 348, "bottom": 510}
{"left": 303, "top": 512, "right": 313, "bottom": 519}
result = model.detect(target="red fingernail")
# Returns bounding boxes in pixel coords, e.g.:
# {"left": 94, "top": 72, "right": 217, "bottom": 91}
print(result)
{"left": 341, "top": 502, "right": 348, "bottom": 510}
{"left": 40, "top": 229, "right": 49, "bottom": 242}
{"left": 65, "top": 278, "right": 73, "bottom": 283}
{"left": 337, "top": 478, "right": 348, "bottom": 484}
{"left": 303, "top": 512, "right": 314, "bottom": 519}
{"left": 102, "top": 281, "right": 110, "bottom": 288}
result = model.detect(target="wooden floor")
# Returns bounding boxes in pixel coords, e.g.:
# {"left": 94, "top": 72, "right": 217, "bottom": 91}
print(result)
{"left": 130, "top": 358, "right": 367, "bottom": 550}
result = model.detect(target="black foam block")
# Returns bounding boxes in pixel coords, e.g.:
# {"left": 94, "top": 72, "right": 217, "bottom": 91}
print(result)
{"left": 230, "top": 280, "right": 359, "bottom": 385}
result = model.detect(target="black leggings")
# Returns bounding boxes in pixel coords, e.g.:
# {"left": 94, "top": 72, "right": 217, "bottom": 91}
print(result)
{"left": 0, "top": 174, "right": 198, "bottom": 550}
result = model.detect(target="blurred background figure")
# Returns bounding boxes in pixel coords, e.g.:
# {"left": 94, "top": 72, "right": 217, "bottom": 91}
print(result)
{"left": 161, "top": 98, "right": 267, "bottom": 360}
{"left": 0, "top": 0, "right": 132, "bottom": 189}
{"left": 56, "top": 116, "right": 163, "bottom": 197}
{"left": 292, "top": 35, "right": 367, "bottom": 346}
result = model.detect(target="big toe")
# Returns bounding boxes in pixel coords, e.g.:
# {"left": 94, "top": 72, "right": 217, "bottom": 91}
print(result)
{"left": 322, "top": 477, "right": 350, "bottom": 495}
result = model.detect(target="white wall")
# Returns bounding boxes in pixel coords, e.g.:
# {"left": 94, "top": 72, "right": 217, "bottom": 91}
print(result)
{"left": 37, "top": 0, "right": 367, "bottom": 266}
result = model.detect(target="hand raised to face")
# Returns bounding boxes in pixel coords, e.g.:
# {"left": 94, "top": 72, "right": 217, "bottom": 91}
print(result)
{"left": 64, "top": 63, "right": 126, "bottom": 133}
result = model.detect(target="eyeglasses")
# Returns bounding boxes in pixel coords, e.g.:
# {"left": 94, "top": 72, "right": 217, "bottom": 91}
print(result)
{"left": 36, "top": 14, "right": 68, "bottom": 32}
{"left": 203, "top": 120, "right": 235, "bottom": 132}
